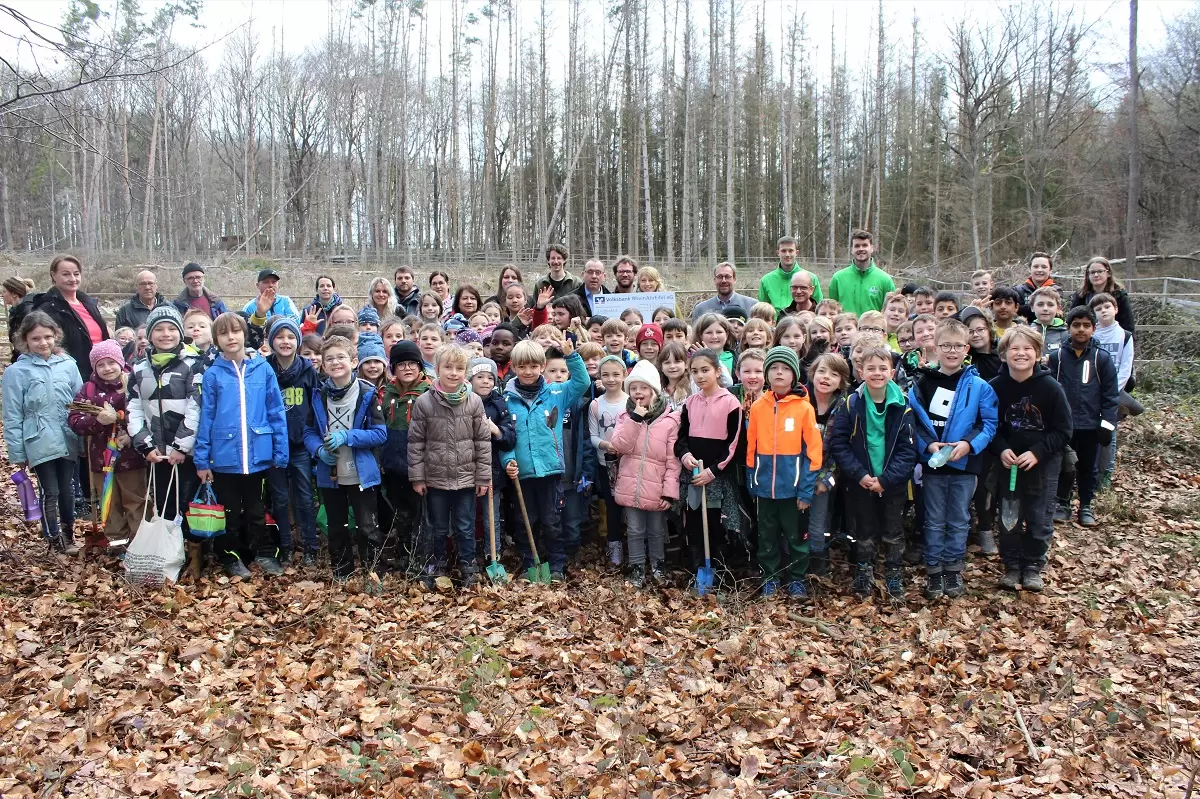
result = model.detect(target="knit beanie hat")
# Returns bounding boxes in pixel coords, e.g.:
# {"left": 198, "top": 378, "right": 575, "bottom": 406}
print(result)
{"left": 469, "top": 357, "right": 499, "bottom": 381}
{"left": 145, "top": 305, "right": 184, "bottom": 339}
{"left": 357, "top": 333, "right": 387, "bottom": 366}
{"left": 389, "top": 340, "right": 422, "bottom": 370}
{"left": 722, "top": 306, "right": 748, "bottom": 321}
{"left": 357, "top": 307, "right": 381, "bottom": 327}
{"left": 763, "top": 346, "right": 801, "bottom": 387}
{"left": 182, "top": 262, "right": 205, "bottom": 278}
{"left": 455, "top": 328, "right": 483, "bottom": 346}
{"left": 268, "top": 317, "right": 302, "bottom": 350}
{"left": 624, "top": 358, "right": 662, "bottom": 394}
{"left": 635, "top": 323, "right": 664, "bottom": 350}
{"left": 598, "top": 354, "right": 627, "bottom": 374}
{"left": 88, "top": 339, "right": 125, "bottom": 371}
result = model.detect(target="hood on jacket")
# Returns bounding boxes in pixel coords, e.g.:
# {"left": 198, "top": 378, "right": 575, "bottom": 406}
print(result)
{"left": 855, "top": 378, "right": 906, "bottom": 408}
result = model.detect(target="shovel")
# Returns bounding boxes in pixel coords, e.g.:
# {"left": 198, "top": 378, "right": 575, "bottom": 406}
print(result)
{"left": 512, "top": 477, "right": 551, "bottom": 584}
{"left": 484, "top": 485, "right": 509, "bottom": 584}
{"left": 999, "top": 464, "right": 1020, "bottom": 532}
{"left": 695, "top": 461, "right": 715, "bottom": 595}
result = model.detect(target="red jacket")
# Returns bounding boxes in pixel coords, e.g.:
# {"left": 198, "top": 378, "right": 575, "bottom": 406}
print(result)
{"left": 67, "top": 375, "right": 146, "bottom": 474}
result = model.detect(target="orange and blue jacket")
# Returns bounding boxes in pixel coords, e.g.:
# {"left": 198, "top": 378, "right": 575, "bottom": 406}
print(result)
{"left": 745, "top": 385, "right": 824, "bottom": 503}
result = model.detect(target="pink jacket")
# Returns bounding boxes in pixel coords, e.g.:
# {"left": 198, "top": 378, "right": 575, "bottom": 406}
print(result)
{"left": 609, "top": 406, "right": 682, "bottom": 510}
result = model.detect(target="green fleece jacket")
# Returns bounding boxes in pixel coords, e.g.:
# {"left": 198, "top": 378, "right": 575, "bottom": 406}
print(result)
{"left": 826, "top": 262, "right": 895, "bottom": 316}
{"left": 757, "top": 264, "right": 824, "bottom": 312}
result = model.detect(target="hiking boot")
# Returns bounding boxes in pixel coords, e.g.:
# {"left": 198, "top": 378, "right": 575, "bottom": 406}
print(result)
{"left": 1098, "top": 470, "right": 1113, "bottom": 492}
{"left": 1078, "top": 504, "right": 1098, "bottom": 527}
{"left": 607, "top": 541, "right": 624, "bottom": 567}
{"left": 852, "top": 564, "right": 873, "bottom": 599}
{"left": 51, "top": 531, "right": 80, "bottom": 556}
{"left": 223, "top": 557, "right": 252, "bottom": 579}
{"left": 884, "top": 571, "right": 904, "bottom": 603}
{"left": 278, "top": 547, "right": 292, "bottom": 565}
{"left": 809, "top": 551, "right": 830, "bottom": 577}
{"left": 999, "top": 567, "right": 1022, "bottom": 590}
{"left": 1021, "top": 568, "right": 1045, "bottom": 592}
{"left": 977, "top": 529, "right": 999, "bottom": 556}
{"left": 302, "top": 551, "right": 319, "bottom": 568}
{"left": 650, "top": 561, "right": 668, "bottom": 584}
{"left": 943, "top": 571, "right": 965, "bottom": 598}
{"left": 255, "top": 556, "right": 284, "bottom": 576}
{"left": 1053, "top": 502, "right": 1070, "bottom": 523}
{"left": 924, "top": 572, "right": 945, "bottom": 601}
{"left": 787, "top": 580, "right": 809, "bottom": 600}
{"left": 628, "top": 564, "right": 645, "bottom": 588}
{"left": 762, "top": 579, "right": 780, "bottom": 597}
{"left": 185, "top": 542, "right": 203, "bottom": 582}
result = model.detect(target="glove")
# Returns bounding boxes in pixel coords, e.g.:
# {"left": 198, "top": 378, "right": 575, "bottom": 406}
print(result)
{"left": 96, "top": 403, "right": 118, "bottom": 425}
{"left": 324, "top": 431, "right": 349, "bottom": 451}
{"left": 318, "top": 448, "right": 338, "bottom": 466}
{"left": 1097, "top": 426, "right": 1114, "bottom": 447}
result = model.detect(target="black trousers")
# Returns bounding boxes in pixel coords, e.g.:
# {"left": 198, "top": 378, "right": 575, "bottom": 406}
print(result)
{"left": 211, "top": 471, "right": 271, "bottom": 561}
{"left": 850, "top": 485, "right": 906, "bottom": 571}
{"left": 152, "top": 461, "right": 200, "bottom": 543}
{"left": 323, "top": 484, "right": 383, "bottom": 578}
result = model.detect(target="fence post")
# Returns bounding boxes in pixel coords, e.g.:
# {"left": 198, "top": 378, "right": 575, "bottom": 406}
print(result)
{"left": 1162, "top": 277, "right": 1169, "bottom": 305}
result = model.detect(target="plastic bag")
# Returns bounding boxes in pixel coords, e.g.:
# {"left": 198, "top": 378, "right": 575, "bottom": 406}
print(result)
{"left": 124, "top": 467, "right": 185, "bottom": 585}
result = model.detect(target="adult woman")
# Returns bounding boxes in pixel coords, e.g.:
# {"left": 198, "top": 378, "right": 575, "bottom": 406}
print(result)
{"left": 302, "top": 275, "right": 342, "bottom": 335}
{"left": 485, "top": 264, "right": 523, "bottom": 306}
{"left": 429, "top": 271, "right": 452, "bottom": 315}
{"left": 452, "top": 284, "right": 483, "bottom": 319}
{"left": 1071, "top": 256, "right": 1135, "bottom": 333}
{"left": 4, "top": 276, "right": 35, "bottom": 363}
{"left": 31, "top": 256, "right": 108, "bottom": 380}
{"left": 637, "top": 266, "right": 664, "bottom": 292}
{"left": 364, "top": 276, "right": 399, "bottom": 322}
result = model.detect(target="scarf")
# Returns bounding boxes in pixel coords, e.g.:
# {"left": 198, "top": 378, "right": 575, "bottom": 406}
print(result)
{"left": 313, "top": 293, "right": 342, "bottom": 314}
{"left": 514, "top": 376, "right": 545, "bottom": 403}
{"left": 323, "top": 376, "right": 358, "bottom": 403}
{"left": 150, "top": 343, "right": 183, "bottom": 370}
{"left": 627, "top": 393, "right": 667, "bottom": 423}
{"left": 433, "top": 379, "right": 469, "bottom": 406}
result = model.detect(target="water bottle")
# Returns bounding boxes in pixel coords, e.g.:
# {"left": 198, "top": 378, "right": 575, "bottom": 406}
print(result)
{"left": 928, "top": 446, "right": 953, "bottom": 469}
{"left": 11, "top": 469, "right": 42, "bottom": 523}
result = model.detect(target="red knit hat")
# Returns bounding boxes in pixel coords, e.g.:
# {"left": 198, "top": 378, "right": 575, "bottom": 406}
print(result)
{"left": 635, "top": 323, "right": 664, "bottom": 350}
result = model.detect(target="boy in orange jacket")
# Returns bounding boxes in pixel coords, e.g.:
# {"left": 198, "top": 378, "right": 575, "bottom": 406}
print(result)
{"left": 746, "top": 346, "right": 823, "bottom": 599}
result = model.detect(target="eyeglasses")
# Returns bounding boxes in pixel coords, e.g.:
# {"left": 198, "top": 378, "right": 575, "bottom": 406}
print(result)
{"left": 859, "top": 326, "right": 885, "bottom": 335}
{"left": 938, "top": 343, "right": 968, "bottom": 353}
{"left": 1088, "top": 269, "right": 1109, "bottom": 276}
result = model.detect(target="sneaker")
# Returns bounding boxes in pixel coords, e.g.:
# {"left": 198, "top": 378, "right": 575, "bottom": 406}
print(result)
{"left": 278, "top": 547, "right": 293, "bottom": 565}
{"left": 977, "top": 529, "right": 999, "bottom": 556}
{"left": 999, "top": 567, "right": 1022, "bottom": 590}
{"left": 1078, "top": 504, "right": 1098, "bottom": 527}
{"left": 550, "top": 570, "right": 566, "bottom": 584}
{"left": 302, "top": 551, "right": 319, "bottom": 568}
{"left": 1098, "top": 470, "right": 1113, "bottom": 492}
{"left": 924, "top": 572, "right": 945, "bottom": 601}
{"left": 628, "top": 564, "right": 645, "bottom": 588}
{"left": 1021, "top": 568, "right": 1044, "bottom": 592}
{"left": 51, "top": 533, "right": 80, "bottom": 556}
{"left": 650, "top": 561, "right": 668, "bottom": 584}
{"left": 1053, "top": 502, "right": 1070, "bottom": 523}
{"left": 884, "top": 571, "right": 904, "bottom": 602}
{"left": 224, "top": 558, "right": 252, "bottom": 579}
{"left": 255, "top": 556, "right": 284, "bottom": 576}
{"left": 852, "top": 564, "right": 873, "bottom": 599}
{"left": 762, "top": 580, "right": 780, "bottom": 597}
{"left": 787, "top": 580, "right": 808, "bottom": 599}
{"left": 943, "top": 571, "right": 965, "bottom": 598}
{"left": 607, "top": 541, "right": 623, "bottom": 567}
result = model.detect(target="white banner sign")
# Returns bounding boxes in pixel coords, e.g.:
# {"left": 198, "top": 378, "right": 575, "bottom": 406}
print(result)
{"left": 591, "top": 291, "right": 676, "bottom": 320}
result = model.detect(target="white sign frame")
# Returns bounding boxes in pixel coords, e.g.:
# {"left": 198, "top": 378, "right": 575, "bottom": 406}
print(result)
{"left": 591, "top": 291, "right": 676, "bottom": 320}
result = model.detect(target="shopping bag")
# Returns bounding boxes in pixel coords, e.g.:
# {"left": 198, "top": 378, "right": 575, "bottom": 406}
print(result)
{"left": 124, "top": 466, "right": 185, "bottom": 585}
{"left": 186, "top": 483, "right": 226, "bottom": 538}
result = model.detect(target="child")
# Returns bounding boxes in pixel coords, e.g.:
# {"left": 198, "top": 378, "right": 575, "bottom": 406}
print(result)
{"left": 601, "top": 318, "right": 636, "bottom": 368}
{"left": 675, "top": 348, "right": 745, "bottom": 583}
{"left": 741, "top": 318, "right": 772, "bottom": 351}
{"left": 933, "top": 291, "right": 960, "bottom": 319}
{"left": 746, "top": 346, "right": 823, "bottom": 598}
{"left": 590, "top": 355, "right": 629, "bottom": 566}
{"left": 962, "top": 307, "right": 1002, "bottom": 380}
{"left": 883, "top": 293, "right": 909, "bottom": 352}
{"left": 481, "top": 301, "right": 503, "bottom": 327}
{"left": 419, "top": 294, "right": 443, "bottom": 326}
{"left": 610, "top": 359, "right": 682, "bottom": 587}
{"left": 1089, "top": 292, "right": 1134, "bottom": 489}
{"left": 488, "top": 324, "right": 517, "bottom": 382}
{"left": 636, "top": 323, "right": 664, "bottom": 364}
{"left": 381, "top": 317, "right": 406, "bottom": 352}
{"left": 899, "top": 314, "right": 939, "bottom": 384}
{"left": 620, "top": 308, "right": 644, "bottom": 327}
{"left": 988, "top": 326, "right": 1072, "bottom": 591}
{"left": 549, "top": 345, "right": 597, "bottom": 576}
{"left": 534, "top": 323, "right": 566, "bottom": 352}
{"left": 895, "top": 321, "right": 915, "bottom": 354}
{"left": 661, "top": 318, "right": 690, "bottom": 345}
{"left": 469, "top": 313, "right": 490, "bottom": 333}
{"left": 469, "top": 357, "right": 516, "bottom": 562}
{"left": 417, "top": 323, "right": 443, "bottom": 374}
{"left": 970, "top": 270, "right": 994, "bottom": 305}
{"left": 301, "top": 334, "right": 324, "bottom": 372}
{"left": 184, "top": 308, "right": 214, "bottom": 354}
{"left": 693, "top": 313, "right": 737, "bottom": 375}
{"left": 304, "top": 335, "right": 388, "bottom": 587}
{"left": 827, "top": 343, "right": 917, "bottom": 602}
{"left": 1049, "top": 306, "right": 1118, "bottom": 527}
{"left": 357, "top": 333, "right": 390, "bottom": 390}
{"left": 3, "top": 311, "right": 84, "bottom": 554}
{"left": 722, "top": 307, "right": 747, "bottom": 343}
{"left": 408, "top": 346, "right": 492, "bottom": 587}
{"left": 195, "top": 313, "right": 290, "bottom": 578}
{"left": 403, "top": 315, "right": 423, "bottom": 341}
{"left": 990, "top": 287, "right": 1022, "bottom": 334}
{"left": 626, "top": 324, "right": 641, "bottom": 353}
{"left": 805, "top": 352, "right": 851, "bottom": 577}
{"left": 750, "top": 301, "right": 778, "bottom": 324}
{"left": 587, "top": 316, "right": 608, "bottom": 344}
{"left": 961, "top": 307, "right": 1003, "bottom": 555}
{"left": 909, "top": 318, "right": 998, "bottom": 599}
{"left": 734, "top": 348, "right": 766, "bottom": 414}
{"left": 815, "top": 299, "right": 842, "bottom": 320}
{"left": 911, "top": 287, "right": 935, "bottom": 317}
{"left": 659, "top": 342, "right": 692, "bottom": 410}
{"left": 325, "top": 322, "right": 359, "bottom": 345}
{"left": 67, "top": 340, "right": 147, "bottom": 553}
{"left": 578, "top": 341, "right": 604, "bottom": 382}
{"left": 114, "top": 326, "right": 135, "bottom": 348}
{"left": 833, "top": 313, "right": 858, "bottom": 350}
{"left": 808, "top": 316, "right": 833, "bottom": 346}
{"left": 1029, "top": 287, "right": 1067, "bottom": 353}
{"left": 772, "top": 316, "right": 808, "bottom": 358}
{"left": 265, "top": 317, "right": 320, "bottom": 566}
{"left": 501, "top": 339, "right": 591, "bottom": 582}
{"left": 652, "top": 306, "right": 675, "bottom": 325}
{"left": 380, "top": 340, "right": 432, "bottom": 573}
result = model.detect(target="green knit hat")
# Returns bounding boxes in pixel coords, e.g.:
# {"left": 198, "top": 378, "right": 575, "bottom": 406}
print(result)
{"left": 764, "top": 346, "right": 801, "bottom": 386}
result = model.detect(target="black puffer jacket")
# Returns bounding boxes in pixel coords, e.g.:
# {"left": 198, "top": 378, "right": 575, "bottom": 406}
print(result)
{"left": 29, "top": 288, "right": 109, "bottom": 380}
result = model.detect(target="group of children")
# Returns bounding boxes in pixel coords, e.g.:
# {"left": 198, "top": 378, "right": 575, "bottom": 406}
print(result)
{"left": 2, "top": 259, "right": 1130, "bottom": 602}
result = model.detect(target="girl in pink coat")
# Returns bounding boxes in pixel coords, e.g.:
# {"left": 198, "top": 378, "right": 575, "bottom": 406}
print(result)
{"left": 610, "top": 359, "right": 682, "bottom": 588}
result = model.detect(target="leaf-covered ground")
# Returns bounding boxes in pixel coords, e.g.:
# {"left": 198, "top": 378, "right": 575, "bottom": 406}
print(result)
{"left": 2, "top": 402, "right": 1199, "bottom": 798}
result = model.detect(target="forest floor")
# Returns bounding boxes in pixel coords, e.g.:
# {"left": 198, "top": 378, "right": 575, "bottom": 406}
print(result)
{"left": 1, "top": 400, "right": 1200, "bottom": 798}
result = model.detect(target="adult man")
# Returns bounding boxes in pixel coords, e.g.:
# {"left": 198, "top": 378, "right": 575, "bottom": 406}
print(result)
{"left": 572, "top": 258, "right": 610, "bottom": 316}
{"left": 783, "top": 270, "right": 819, "bottom": 315}
{"left": 172, "top": 262, "right": 229, "bottom": 320}
{"left": 612, "top": 256, "right": 637, "bottom": 294}
{"left": 691, "top": 262, "right": 756, "bottom": 320}
{"left": 1014, "top": 252, "right": 1059, "bottom": 321}
{"left": 115, "top": 270, "right": 169, "bottom": 330}
{"left": 827, "top": 230, "right": 895, "bottom": 316}
{"left": 393, "top": 266, "right": 421, "bottom": 317}
{"left": 243, "top": 267, "right": 301, "bottom": 325}
{"left": 533, "top": 244, "right": 580, "bottom": 300}
{"left": 757, "top": 236, "right": 824, "bottom": 314}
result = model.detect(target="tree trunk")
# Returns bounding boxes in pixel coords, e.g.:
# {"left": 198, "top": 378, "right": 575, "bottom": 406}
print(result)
{"left": 1125, "top": 0, "right": 1140, "bottom": 281}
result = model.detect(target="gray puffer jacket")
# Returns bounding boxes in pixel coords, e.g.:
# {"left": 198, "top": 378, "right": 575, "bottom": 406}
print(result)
{"left": 407, "top": 388, "right": 492, "bottom": 490}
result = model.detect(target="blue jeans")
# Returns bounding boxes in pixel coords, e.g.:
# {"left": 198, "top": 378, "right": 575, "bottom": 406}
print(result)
{"left": 427, "top": 487, "right": 478, "bottom": 571}
{"left": 560, "top": 481, "right": 589, "bottom": 567}
{"left": 922, "top": 473, "right": 977, "bottom": 572}
{"left": 807, "top": 488, "right": 832, "bottom": 553}
{"left": 267, "top": 449, "right": 318, "bottom": 553}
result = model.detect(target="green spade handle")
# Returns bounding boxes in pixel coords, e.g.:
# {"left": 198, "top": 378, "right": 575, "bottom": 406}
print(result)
{"left": 1009, "top": 464, "right": 1018, "bottom": 491}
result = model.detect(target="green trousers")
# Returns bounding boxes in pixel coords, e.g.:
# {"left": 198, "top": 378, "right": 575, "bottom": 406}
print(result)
{"left": 756, "top": 497, "right": 809, "bottom": 583}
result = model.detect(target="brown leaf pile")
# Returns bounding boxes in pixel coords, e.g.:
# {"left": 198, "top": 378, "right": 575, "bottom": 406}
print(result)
{"left": 1, "top": 403, "right": 1199, "bottom": 798}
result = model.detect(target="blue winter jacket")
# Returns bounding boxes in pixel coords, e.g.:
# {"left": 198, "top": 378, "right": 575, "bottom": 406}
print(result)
{"left": 1, "top": 352, "right": 82, "bottom": 467}
{"left": 827, "top": 385, "right": 918, "bottom": 494}
{"left": 243, "top": 294, "right": 302, "bottom": 325}
{"left": 194, "top": 353, "right": 290, "bottom": 474}
{"left": 304, "top": 379, "right": 388, "bottom": 489}
{"left": 501, "top": 351, "right": 591, "bottom": 478}
{"left": 480, "top": 389, "right": 517, "bottom": 481}
{"left": 269, "top": 353, "right": 320, "bottom": 450}
{"left": 908, "top": 365, "right": 999, "bottom": 474}
{"left": 560, "top": 381, "right": 599, "bottom": 491}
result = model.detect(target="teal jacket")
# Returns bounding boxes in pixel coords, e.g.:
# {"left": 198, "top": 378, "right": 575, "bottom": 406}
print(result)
{"left": 501, "top": 351, "right": 591, "bottom": 478}
{"left": 2, "top": 352, "right": 82, "bottom": 467}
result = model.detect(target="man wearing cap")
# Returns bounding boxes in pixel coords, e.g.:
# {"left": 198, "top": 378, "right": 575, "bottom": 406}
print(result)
{"left": 173, "top": 262, "right": 230, "bottom": 320}
{"left": 243, "top": 267, "right": 301, "bottom": 326}
{"left": 115, "top": 270, "right": 170, "bottom": 330}
{"left": 691, "top": 262, "right": 757, "bottom": 321}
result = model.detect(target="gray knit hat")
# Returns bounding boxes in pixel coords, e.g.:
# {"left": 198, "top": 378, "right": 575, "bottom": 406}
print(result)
{"left": 145, "top": 305, "right": 184, "bottom": 339}
{"left": 469, "top": 357, "right": 498, "bottom": 381}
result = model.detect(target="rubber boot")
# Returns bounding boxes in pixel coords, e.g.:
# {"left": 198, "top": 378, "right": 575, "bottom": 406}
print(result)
{"left": 186, "top": 541, "right": 203, "bottom": 582}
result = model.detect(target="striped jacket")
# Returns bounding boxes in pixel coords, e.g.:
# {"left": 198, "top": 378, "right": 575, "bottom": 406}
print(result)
{"left": 127, "top": 348, "right": 202, "bottom": 457}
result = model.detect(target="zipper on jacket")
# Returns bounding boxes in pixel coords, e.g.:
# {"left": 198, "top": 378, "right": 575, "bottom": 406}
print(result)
{"left": 233, "top": 359, "right": 249, "bottom": 474}
{"left": 632, "top": 417, "right": 652, "bottom": 506}
{"left": 771, "top": 401, "right": 778, "bottom": 499}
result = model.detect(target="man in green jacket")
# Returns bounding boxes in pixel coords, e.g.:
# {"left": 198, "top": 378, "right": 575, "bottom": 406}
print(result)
{"left": 758, "top": 235, "right": 823, "bottom": 314}
{"left": 827, "top": 230, "right": 895, "bottom": 316}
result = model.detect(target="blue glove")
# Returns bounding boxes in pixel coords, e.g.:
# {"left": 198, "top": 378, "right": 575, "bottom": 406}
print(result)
{"left": 324, "top": 431, "right": 349, "bottom": 451}
{"left": 318, "top": 448, "right": 338, "bottom": 466}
